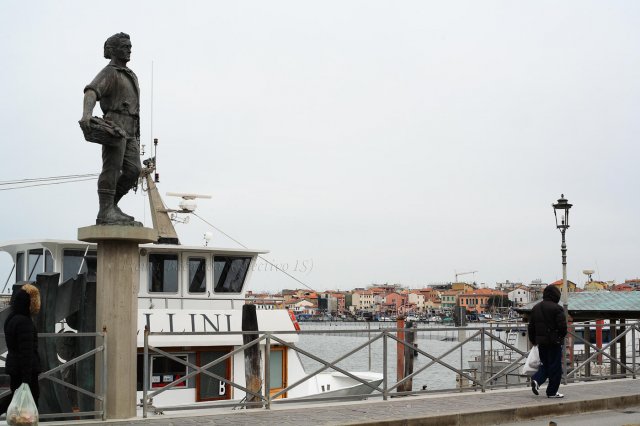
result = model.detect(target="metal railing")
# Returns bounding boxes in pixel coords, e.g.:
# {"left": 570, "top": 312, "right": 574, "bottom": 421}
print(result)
{"left": 0, "top": 321, "right": 633, "bottom": 420}
{"left": 565, "top": 321, "right": 638, "bottom": 381}
{"left": 139, "top": 321, "right": 638, "bottom": 415}
{"left": 0, "top": 331, "right": 107, "bottom": 421}
{"left": 141, "top": 328, "right": 389, "bottom": 416}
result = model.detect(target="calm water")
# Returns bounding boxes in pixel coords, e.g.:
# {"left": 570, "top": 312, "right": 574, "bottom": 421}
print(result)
{"left": 296, "top": 322, "right": 494, "bottom": 391}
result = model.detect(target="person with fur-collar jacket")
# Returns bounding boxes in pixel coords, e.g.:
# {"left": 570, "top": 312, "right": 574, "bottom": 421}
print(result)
{"left": 527, "top": 284, "right": 567, "bottom": 398}
{"left": 1, "top": 284, "right": 41, "bottom": 412}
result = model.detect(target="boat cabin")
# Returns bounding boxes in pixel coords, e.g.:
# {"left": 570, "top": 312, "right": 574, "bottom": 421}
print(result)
{"left": 1, "top": 239, "right": 266, "bottom": 306}
{"left": 0, "top": 239, "right": 311, "bottom": 408}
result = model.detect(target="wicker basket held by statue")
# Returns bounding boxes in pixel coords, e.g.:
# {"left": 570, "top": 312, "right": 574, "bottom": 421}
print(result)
{"left": 79, "top": 116, "right": 126, "bottom": 147}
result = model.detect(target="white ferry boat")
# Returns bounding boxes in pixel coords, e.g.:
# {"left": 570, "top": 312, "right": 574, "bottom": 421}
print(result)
{"left": 0, "top": 161, "right": 382, "bottom": 413}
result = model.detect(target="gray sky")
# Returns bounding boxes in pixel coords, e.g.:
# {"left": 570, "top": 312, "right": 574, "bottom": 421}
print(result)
{"left": 1, "top": 1, "right": 639, "bottom": 292}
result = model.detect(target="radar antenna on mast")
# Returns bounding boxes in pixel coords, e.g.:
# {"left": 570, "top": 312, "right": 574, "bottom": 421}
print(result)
{"left": 583, "top": 269, "right": 595, "bottom": 283}
{"left": 167, "top": 192, "right": 212, "bottom": 224}
{"left": 140, "top": 139, "right": 211, "bottom": 245}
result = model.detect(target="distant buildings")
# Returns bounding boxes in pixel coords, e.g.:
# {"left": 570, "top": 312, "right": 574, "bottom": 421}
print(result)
{"left": 352, "top": 290, "right": 375, "bottom": 312}
{"left": 254, "top": 276, "right": 639, "bottom": 319}
{"left": 496, "top": 280, "right": 522, "bottom": 293}
{"left": 584, "top": 280, "right": 609, "bottom": 292}
{"left": 507, "top": 285, "right": 534, "bottom": 305}
{"left": 245, "top": 291, "right": 284, "bottom": 310}
{"left": 439, "top": 290, "right": 460, "bottom": 311}
{"left": 611, "top": 283, "right": 634, "bottom": 292}
{"left": 550, "top": 279, "right": 578, "bottom": 292}
{"left": 624, "top": 279, "right": 640, "bottom": 289}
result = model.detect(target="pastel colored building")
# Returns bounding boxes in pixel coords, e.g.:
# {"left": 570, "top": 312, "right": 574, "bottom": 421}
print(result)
{"left": 508, "top": 285, "right": 533, "bottom": 306}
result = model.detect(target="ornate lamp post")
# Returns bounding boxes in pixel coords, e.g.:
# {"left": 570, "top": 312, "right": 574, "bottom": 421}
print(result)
{"left": 552, "top": 194, "right": 572, "bottom": 323}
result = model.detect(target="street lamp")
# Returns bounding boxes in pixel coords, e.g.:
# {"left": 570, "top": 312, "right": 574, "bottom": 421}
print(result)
{"left": 552, "top": 194, "right": 572, "bottom": 322}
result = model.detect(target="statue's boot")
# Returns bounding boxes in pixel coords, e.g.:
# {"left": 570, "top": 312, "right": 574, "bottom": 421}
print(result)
{"left": 96, "top": 190, "right": 133, "bottom": 225}
{"left": 114, "top": 205, "right": 134, "bottom": 221}
{"left": 114, "top": 190, "right": 135, "bottom": 221}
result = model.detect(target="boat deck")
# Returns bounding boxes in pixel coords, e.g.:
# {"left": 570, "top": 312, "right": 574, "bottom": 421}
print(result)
{"left": 37, "top": 378, "right": 640, "bottom": 425}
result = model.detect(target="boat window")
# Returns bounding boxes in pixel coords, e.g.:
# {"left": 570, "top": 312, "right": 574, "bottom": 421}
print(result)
{"left": 15, "top": 252, "right": 24, "bottom": 282}
{"left": 150, "top": 355, "right": 187, "bottom": 388}
{"left": 148, "top": 253, "right": 179, "bottom": 293}
{"left": 187, "top": 257, "right": 206, "bottom": 293}
{"left": 63, "top": 249, "right": 97, "bottom": 282}
{"left": 197, "top": 350, "right": 231, "bottom": 401}
{"left": 213, "top": 256, "right": 251, "bottom": 293}
{"left": 44, "top": 250, "right": 53, "bottom": 273}
{"left": 27, "top": 249, "right": 43, "bottom": 281}
{"left": 136, "top": 353, "right": 197, "bottom": 391}
{"left": 269, "top": 347, "right": 285, "bottom": 390}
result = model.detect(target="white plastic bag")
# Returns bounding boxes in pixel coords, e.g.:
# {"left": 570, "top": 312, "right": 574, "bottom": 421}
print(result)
{"left": 521, "top": 346, "right": 541, "bottom": 376}
{"left": 6, "top": 383, "right": 39, "bottom": 426}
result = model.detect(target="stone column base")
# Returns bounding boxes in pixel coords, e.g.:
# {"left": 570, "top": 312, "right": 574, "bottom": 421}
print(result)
{"left": 78, "top": 225, "right": 157, "bottom": 419}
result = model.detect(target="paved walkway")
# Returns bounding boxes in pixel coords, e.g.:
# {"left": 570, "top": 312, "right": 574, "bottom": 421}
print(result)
{"left": 36, "top": 379, "right": 640, "bottom": 426}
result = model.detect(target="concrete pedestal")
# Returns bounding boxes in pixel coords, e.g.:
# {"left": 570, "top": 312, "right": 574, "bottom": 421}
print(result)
{"left": 78, "top": 225, "right": 157, "bottom": 420}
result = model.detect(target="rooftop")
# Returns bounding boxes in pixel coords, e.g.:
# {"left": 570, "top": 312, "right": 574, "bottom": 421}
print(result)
{"left": 516, "top": 291, "right": 640, "bottom": 320}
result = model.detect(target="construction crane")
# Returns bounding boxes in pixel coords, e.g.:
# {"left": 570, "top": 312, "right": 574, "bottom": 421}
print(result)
{"left": 454, "top": 270, "right": 478, "bottom": 283}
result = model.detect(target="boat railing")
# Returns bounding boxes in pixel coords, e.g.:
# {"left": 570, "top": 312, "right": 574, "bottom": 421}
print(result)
{"left": 139, "top": 321, "right": 639, "bottom": 416}
{"left": 138, "top": 295, "right": 286, "bottom": 310}
{"left": 0, "top": 331, "right": 107, "bottom": 422}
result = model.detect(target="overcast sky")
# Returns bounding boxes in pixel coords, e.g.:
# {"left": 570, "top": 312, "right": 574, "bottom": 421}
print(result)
{"left": 0, "top": 1, "right": 638, "bottom": 292}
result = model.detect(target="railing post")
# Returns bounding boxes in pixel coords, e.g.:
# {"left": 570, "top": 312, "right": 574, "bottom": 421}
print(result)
{"left": 488, "top": 323, "right": 493, "bottom": 385}
{"left": 143, "top": 325, "right": 149, "bottom": 418}
{"left": 480, "top": 328, "right": 485, "bottom": 392}
{"left": 102, "top": 327, "right": 108, "bottom": 421}
{"left": 620, "top": 319, "right": 627, "bottom": 373}
{"left": 265, "top": 334, "right": 271, "bottom": 410}
{"left": 562, "top": 326, "right": 568, "bottom": 385}
{"left": 568, "top": 321, "right": 574, "bottom": 382}
{"left": 368, "top": 321, "right": 372, "bottom": 371}
{"left": 595, "top": 320, "right": 604, "bottom": 365}
{"left": 383, "top": 331, "right": 388, "bottom": 400}
{"left": 459, "top": 325, "right": 463, "bottom": 392}
{"left": 611, "top": 320, "right": 618, "bottom": 376}
{"left": 584, "top": 325, "right": 591, "bottom": 378}
{"left": 633, "top": 325, "right": 637, "bottom": 379}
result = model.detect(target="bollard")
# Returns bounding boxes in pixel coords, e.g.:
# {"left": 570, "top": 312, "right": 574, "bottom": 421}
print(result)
{"left": 396, "top": 317, "right": 405, "bottom": 390}
{"left": 402, "top": 321, "right": 415, "bottom": 392}
{"left": 242, "top": 304, "right": 262, "bottom": 407}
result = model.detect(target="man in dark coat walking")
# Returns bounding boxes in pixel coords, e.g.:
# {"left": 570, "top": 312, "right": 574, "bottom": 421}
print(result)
{"left": 527, "top": 285, "right": 567, "bottom": 398}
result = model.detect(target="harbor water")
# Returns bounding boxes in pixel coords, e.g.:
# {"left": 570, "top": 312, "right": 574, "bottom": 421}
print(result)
{"left": 296, "top": 322, "right": 518, "bottom": 391}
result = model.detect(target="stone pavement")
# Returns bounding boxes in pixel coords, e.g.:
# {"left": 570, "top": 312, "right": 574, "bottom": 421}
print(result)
{"left": 37, "top": 379, "right": 640, "bottom": 426}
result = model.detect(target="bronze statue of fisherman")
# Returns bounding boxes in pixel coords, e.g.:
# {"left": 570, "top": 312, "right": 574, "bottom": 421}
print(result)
{"left": 79, "top": 32, "right": 142, "bottom": 226}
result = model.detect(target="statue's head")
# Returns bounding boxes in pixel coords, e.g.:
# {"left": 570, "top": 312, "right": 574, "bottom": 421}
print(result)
{"left": 104, "top": 32, "right": 132, "bottom": 61}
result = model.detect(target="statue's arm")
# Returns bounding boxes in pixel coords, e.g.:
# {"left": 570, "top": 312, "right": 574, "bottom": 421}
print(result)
{"left": 81, "top": 89, "right": 98, "bottom": 121}
{"left": 79, "top": 89, "right": 98, "bottom": 133}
